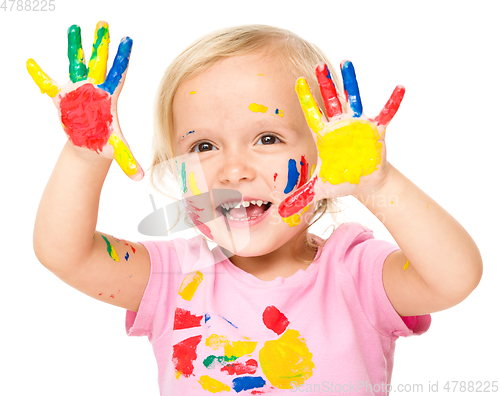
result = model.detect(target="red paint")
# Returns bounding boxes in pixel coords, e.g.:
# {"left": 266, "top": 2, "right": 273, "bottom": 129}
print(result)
{"left": 173, "top": 308, "right": 203, "bottom": 330}
{"left": 98, "top": 293, "right": 102, "bottom": 296}
{"left": 298, "top": 155, "right": 309, "bottom": 189}
{"left": 172, "top": 335, "right": 202, "bottom": 377}
{"left": 185, "top": 199, "right": 213, "bottom": 239}
{"left": 316, "top": 64, "right": 342, "bottom": 118}
{"left": 221, "top": 359, "right": 258, "bottom": 375}
{"left": 110, "top": 294, "right": 114, "bottom": 298}
{"left": 262, "top": 305, "right": 289, "bottom": 335}
{"left": 59, "top": 83, "right": 113, "bottom": 152}
{"left": 251, "top": 391, "right": 265, "bottom": 395}
{"left": 373, "top": 85, "right": 405, "bottom": 127}
{"left": 278, "top": 176, "right": 317, "bottom": 218}
{"left": 273, "top": 173, "right": 278, "bottom": 182}
{"left": 115, "top": 237, "right": 136, "bottom": 253}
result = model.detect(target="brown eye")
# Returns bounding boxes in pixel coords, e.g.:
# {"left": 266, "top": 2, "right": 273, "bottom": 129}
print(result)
{"left": 194, "top": 142, "right": 217, "bottom": 153}
{"left": 258, "top": 135, "right": 281, "bottom": 145}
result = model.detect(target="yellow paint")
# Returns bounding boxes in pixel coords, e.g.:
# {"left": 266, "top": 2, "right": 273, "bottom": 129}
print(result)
{"left": 189, "top": 91, "right": 196, "bottom": 94}
{"left": 318, "top": 120, "right": 382, "bottom": 185}
{"left": 206, "top": 334, "right": 229, "bottom": 350}
{"left": 257, "top": 73, "right": 265, "bottom": 76}
{"left": 295, "top": 78, "right": 324, "bottom": 134}
{"left": 277, "top": 109, "right": 284, "bottom": 117}
{"left": 282, "top": 205, "right": 310, "bottom": 227}
{"left": 249, "top": 103, "right": 268, "bottom": 113}
{"left": 188, "top": 172, "right": 201, "bottom": 196}
{"left": 87, "top": 22, "right": 110, "bottom": 85}
{"left": 26, "top": 59, "right": 60, "bottom": 98}
{"left": 108, "top": 133, "right": 138, "bottom": 176}
{"left": 310, "top": 164, "right": 316, "bottom": 177}
{"left": 198, "top": 375, "right": 230, "bottom": 393}
{"left": 224, "top": 340, "right": 257, "bottom": 359}
{"left": 259, "top": 329, "right": 315, "bottom": 389}
{"left": 175, "top": 371, "right": 181, "bottom": 380}
{"left": 403, "top": 260, "right": 409, "bottom": 271}
{"left": 178, "top": 270, "right": 203, "bottom": 301}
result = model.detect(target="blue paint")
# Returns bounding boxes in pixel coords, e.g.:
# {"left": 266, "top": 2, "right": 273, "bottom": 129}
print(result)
{"left": 326, "top": 64, "right": 332, "bottom": 80}
{"left": 275, "top": 109, "right": 279, "bottom": 115}
{"left": 220, "top": 316, "right": 238, "bottom": 328}
{"left": 125, "top": 252, "right": 129, "bottom": 261}
{"left": 182, "top": 130, "right": 195, "bottom": 140}
{"left": 284, "top": 159, "right": 300, "bottom": 194}
{"left": 205, "top": 313, "right": 211, "bottom": 323}
{"left": 232, "top": 376, "right": 266, "bottom": 393}
{"left": 341, "top": 61, "right": 363, "bottom": 117}
{"left": 98, "top": 37, "right": 133, "bottom": 95}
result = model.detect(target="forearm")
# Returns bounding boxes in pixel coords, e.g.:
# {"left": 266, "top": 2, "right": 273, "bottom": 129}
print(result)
{"left": 33, "top": 141, "right": 112, "bottom": 270}
{"left": 356, "top": 163, "right": 482, "bottom": 300}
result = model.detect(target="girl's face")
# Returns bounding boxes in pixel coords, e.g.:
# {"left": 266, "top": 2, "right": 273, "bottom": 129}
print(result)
{"left": 173, "top": 52, "right": 318, "bottom": 258}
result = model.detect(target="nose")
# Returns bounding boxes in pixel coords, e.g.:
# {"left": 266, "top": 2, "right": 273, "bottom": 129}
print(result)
{"left": 218, "top": 150, "right": 256, "bottom": 184}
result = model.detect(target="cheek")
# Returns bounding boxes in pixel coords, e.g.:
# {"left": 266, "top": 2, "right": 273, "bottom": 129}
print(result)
{"left": 271, "top": 154, "right": 315, "bottom": 195}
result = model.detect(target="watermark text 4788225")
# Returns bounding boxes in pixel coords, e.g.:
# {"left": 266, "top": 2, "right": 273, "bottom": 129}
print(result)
{"left": 1, "top": 0, "right": 55, "bottom": 11}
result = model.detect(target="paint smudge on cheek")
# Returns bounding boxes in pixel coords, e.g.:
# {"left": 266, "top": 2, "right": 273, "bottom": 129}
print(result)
{"left": 189, "top": 172, "right": 202, "bottom": 195}
{"left": 249, "top": 103, "right": 268, "bottom": 113}
{"left": 403, "top": 260, "right": 409, "bottom": 270}
{"left": 185, "top": 199, "right": 213, "bottom": 239}
{"left": 189, "top": 91, "right": 196, "bottom": 95}
{"left": 198, "top": 375, "right": 231, "bottom": 392}
{"left": 125, "top": 252, "right": 129, "bottom": 261}
{"left": 298, "top": 155, "right": 309, "bottom": 188}
{"left": 178, "top": 270, "right": 204, "bottom": 301}
{"left": 101, "top": 235, "right": 119, "bottom": 261}
{"left": 262, "top": 306, "right": 290, "bottom": 335}
{"left": 232, "top": 376, "right": 266, "bottom": 393}
{"left": 172, "top": 335, "right": 203, "bottom": 378}
{"left": 279, "top": 176, "right": 317, "bottom": 218}
{"left": 282, "top": 205, "right": 310, "bottom": 227}
{"left": 318, "top": 120, "right": 382, "bottom": 185}
{"left": 59, "top": 83, "right": 113, "bottom": 152}
{"left": 259, "top": 329, "right": 315, "bottom": 389}
{"left": 221, "top": 359, "right": 258, "bottom": 375}
{"left": 173, "top": 307, "right": 203, "bottom": 330}
{"left": 284, "top": 159, "right": 300, "bottom": 194}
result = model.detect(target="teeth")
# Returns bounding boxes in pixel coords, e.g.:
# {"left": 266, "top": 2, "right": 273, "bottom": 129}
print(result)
{"left": 220, "top": 200, "right": 270, "bottom": 210}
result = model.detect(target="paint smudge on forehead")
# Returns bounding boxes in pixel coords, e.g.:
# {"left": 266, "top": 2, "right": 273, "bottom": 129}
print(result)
{"left": 275, "top": 109, "right": 284, "bottom": 117}
{"left": 182, "top": 130, "right": 195, "bottom": 140}
{"left": 249, "top": 103, "right": 268, "bottom": 113}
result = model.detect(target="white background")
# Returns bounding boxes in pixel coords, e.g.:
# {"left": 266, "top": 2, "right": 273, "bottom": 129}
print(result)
{"left": 1, "top": 0, "right": 499, "bottom": 394}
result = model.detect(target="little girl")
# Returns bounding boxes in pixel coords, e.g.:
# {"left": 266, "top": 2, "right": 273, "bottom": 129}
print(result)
{"left": 30, "top": 22, "right": 482, "bottom": 395}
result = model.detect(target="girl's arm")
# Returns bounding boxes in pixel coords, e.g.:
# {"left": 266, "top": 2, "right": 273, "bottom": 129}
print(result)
{"left": 31, "top": 22, "right": 150, "bottom": 312}
{"left": 357, "top": 164, "right": 482, "bottom": 316}
{"left": 287, "top": 61, "right": 482, "bottom": 316}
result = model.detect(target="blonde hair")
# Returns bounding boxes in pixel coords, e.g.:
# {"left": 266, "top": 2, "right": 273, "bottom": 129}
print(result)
{"left": 151, "top": 24, "right": 340, "bottom": 259}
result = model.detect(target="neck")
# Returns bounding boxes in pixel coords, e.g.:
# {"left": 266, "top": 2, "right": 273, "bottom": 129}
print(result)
{"left": 223, "top": 231, "right": 318, "bottom": 281}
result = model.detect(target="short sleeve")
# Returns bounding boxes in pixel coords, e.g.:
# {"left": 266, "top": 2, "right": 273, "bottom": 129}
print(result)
{"left": 342, "top": 223, "right": 431, "bottom": 338}
{"left": 125, "top": 236, "right": 215, "bottom": 341}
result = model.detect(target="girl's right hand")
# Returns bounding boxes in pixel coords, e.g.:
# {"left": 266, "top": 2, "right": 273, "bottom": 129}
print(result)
{"left": 27, "top": 21, "right": 144, "bottom": 180}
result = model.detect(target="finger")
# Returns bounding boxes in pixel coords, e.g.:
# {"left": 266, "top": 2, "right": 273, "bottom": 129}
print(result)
{"left": 278, "top": 175, "right": 318, "bottom": 219}
{"left": 108, "top": 132, "right": 144, "bottom": 180}
{"left": 87, "top": 21, "right": 110, "bottom": 85}
{"left": 26, "top": 58, "right": 60, "bottom": 98}
{"left": 98, "top": 37, "right": 132, "bottom": 95}
{"left": 295, "top": 78, "right": 324, "bottom": 134}
{"left": 67, "top": 24, "right": 88, "bottom": 82}
{"left": 340, "top": 60, "right": 363, "bottom": 117}
{"left": 373, "top": 85, "right": 405, "bottom": 129}
{"left": 315, "top": 63, "right": 342, "bottom": 118}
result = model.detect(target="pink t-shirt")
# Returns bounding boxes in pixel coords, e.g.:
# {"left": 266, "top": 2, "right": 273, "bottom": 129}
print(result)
{"left": 126, "top": 222, "right": 431, "bottom": 395}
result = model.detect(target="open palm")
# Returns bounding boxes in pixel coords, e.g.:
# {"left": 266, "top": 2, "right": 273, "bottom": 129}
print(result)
{"left": 26, "top": 21, "right": 143, "bottom": 180}
{"left": 279, "top": 61, "right": 404, "bottom": 219}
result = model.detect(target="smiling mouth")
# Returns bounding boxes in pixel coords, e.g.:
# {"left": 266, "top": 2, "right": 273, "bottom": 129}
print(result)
{"left": 219, "top": 200, "right": 272, "bottom": 221}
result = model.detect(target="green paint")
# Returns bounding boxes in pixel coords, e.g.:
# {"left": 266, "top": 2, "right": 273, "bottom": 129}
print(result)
{"left": 181, "top": 162, "right": 187, "bottom": 193}
{"left": 202, "top": 355, "right": 237, "bottom": 369}
{"left": 101, "top": 235, "right": 115, "bottom": 259}
{"left": 67, "top": 25, "right": 87, "bottom": 82}
{"left": 89, "top": 25, "right": 109, "bottom": 63}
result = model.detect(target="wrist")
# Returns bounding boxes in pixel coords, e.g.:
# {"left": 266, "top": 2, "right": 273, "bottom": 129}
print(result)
{"left": 354, "top": 163, "right": 397, "bottom": 208}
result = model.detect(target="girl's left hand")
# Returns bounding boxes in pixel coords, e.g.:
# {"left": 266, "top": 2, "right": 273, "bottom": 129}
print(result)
{"left": 279, "top": 61, "right": 404, "bottom": 219}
